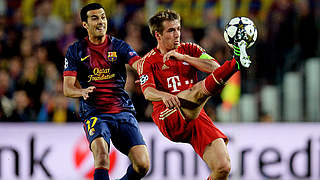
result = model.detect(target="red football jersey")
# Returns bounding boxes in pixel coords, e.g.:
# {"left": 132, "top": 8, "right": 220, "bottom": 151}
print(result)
{"left": 138, "top": 42, "right": 216, "bottom": 107}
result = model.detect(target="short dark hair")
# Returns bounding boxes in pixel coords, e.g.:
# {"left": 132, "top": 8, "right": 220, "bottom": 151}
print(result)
{"left": 148, "top": 9, "right": 181, "bottom": 37}
{"left": 80, "top": 3, "right": 105, "bottom": 22}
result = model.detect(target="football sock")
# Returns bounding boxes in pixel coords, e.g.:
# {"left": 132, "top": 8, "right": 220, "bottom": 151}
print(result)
{"left": 119, "top": 164, "right": 144, "bottom": 180}
{"left": 233, "top": 45, "right": 241, "bottom": 70}
{"left": 203, "top": 58, "right": 238, "bottom": 95}
{"left": 94, "top": 168, "right": 110, "bottom": 180}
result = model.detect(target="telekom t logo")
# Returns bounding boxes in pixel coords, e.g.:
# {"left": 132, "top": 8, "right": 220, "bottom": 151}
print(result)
{"left": 167, "top": 76, "right": 181, "bottom": 92}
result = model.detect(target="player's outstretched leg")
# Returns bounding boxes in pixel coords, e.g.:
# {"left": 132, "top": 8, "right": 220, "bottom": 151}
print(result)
{"left": 203, "top": 58, "right": 237, "bottom": 95}
{"left": 203, "top": 42, "right": 251, "bottom": 96}
{"left": 203, "top": 138, "right": 231, "bottom": 180}
{"left": 177, "top": 57, "right": 240, "bottom": 120}
{"left": 177, "top": 43, "right": 251, "bottom": 120}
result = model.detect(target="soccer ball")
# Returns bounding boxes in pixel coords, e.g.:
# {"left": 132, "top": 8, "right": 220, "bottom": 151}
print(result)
{"left": 224, "top": 17, "right": 258, "bottom": 48}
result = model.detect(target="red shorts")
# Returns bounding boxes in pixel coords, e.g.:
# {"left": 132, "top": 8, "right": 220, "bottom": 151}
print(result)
{"left": 152, "top": 104, "right": 228, "bottom": 158}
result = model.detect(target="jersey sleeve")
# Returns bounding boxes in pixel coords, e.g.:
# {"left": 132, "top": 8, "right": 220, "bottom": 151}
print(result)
{"left": 63, "top": 45, "right": 78, "bottom": 77}
{"left": 119, "top": 41, "right": 141, "bottom": 66}
{"left": 137, "top": 58, "right": 156, "bottom": 93}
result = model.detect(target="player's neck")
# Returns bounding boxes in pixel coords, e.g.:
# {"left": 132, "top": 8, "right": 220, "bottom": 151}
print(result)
{"left": 88, "top": 34, "right": 107, "bottom": 45}
{"left": 157, "top": 44, "right": 170, "bottom": 55}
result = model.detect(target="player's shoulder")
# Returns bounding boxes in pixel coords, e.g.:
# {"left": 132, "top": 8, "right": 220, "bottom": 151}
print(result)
{"left": 69, "top": 38, "right": 90, "bottom": 50}
{"left": 179, "top": 42, "right": 205, "bottom": 52}
{"left": 137, "top": 49, "right": 157, "bottom": 72}
{"left": 66, "top": 39, "right": 87, "bottom": 57}
{"left": 109, "top": 35, "right": 128, "bottom": 48}
{"left": 142, "top": 49, "right": 158, "bottom": 61}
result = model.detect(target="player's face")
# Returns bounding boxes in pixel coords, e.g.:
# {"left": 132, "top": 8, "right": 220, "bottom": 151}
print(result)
{"left": 83, "top": 8, "right": 107, "bottom": 38}
{"left": 158, "top": 20, "right": 181, "bottom": 51}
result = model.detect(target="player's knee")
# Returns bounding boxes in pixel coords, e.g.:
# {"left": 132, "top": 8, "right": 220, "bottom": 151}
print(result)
{"left": 214, "top": 160, "right": 231, "bottom": 178}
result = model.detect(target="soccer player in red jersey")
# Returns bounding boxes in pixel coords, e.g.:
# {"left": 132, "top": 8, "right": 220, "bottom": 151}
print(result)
{"left": 137, "top": 10, "right": 251, "bottom": 180}
{"left": 63, "top": 3, "right": 149, "bottom": 180}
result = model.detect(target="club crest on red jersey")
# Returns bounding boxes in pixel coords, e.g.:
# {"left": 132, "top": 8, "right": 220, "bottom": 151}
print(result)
{"left": 107, "top": 52, "right": 117, "bottom": 62}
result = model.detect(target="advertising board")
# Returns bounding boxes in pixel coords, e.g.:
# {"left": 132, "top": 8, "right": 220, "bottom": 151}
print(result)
{"left": 0, "top": 123, "right": 319, "bottom": 180}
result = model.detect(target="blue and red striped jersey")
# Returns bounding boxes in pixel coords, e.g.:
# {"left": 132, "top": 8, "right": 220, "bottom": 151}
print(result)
{"left": 63, "top": 35, "right": 140, "bottom": 119}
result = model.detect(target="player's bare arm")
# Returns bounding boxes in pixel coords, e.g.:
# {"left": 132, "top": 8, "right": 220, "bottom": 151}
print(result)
{"left": 63, "top": 76, "right": 96, "bottom": 100}
{"left": 143, "top": 87, "right": 180, "bottom": 108}
{"left": 163, "top": 50, "right": 220, "bottom": 73}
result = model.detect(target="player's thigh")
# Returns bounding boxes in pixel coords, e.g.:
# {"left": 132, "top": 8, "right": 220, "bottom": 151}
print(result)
{"left": 128, "top": 145, "right": 150, "bottom": 167}
{"left": 177, "top": 82, "right": 210, "bottom": 120}
{"left": 177, "top": 81, "right": 209, "bottom": 105}
{"left": 83, "top": 115, "right": 111, "bottom": 153}
{"left": 202, "top": 138, "right": 230, "bottom": 170}
{"left": 189, "top": 111, "right": 228, "bottom": 156}
{"left": 111, "top": 112, "right": 146, "bottom": 155}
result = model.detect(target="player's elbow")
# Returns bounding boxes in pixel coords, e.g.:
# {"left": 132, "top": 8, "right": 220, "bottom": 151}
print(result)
{"left": 63, "top": 88, "right": 70, "bottom": 97}
{"left": 143, "top": 93, "right": 152, "bottom": 101}
{"left": 63, "top": 85, "right": 73, "bottom": 98}
{"left": 205, "top": 62, "right": 220, "bottom": 73}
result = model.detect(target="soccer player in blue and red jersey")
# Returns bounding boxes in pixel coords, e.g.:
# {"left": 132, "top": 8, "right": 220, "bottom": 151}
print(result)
{"left": 137, "top": 10, "right": 251, "bottom": 180}
{"left": 63, "top": 3, "right": 149, "bottom": 180}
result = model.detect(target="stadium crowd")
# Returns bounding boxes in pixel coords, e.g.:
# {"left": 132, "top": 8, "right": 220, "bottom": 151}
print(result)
{"left": 0, "top": 0, "right": 319, "bottom": 123}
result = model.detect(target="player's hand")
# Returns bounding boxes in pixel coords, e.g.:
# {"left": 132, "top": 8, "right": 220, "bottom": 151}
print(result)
{"left": 163, "top": 50, "right": 185, "bottom": 63}
{"left": 134, "top": 79, "right": 141, "bottom": 85}
{"left": 161, "top": 93, "right": 181, "bottom": 109}
{"left": 82, "top": 86, "right": 96, "bottom": 100}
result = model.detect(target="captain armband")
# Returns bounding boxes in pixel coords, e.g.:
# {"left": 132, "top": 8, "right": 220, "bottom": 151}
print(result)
{"left": 199, "top": 53, "right": 214, "bottom": 59}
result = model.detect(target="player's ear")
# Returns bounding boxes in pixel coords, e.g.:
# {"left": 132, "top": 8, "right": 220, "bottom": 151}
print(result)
{"left": 155, "top": 31, "right": 161, "bottom": 40}
{"left": 82, "top": 21, "right": 88, "bottom": 30}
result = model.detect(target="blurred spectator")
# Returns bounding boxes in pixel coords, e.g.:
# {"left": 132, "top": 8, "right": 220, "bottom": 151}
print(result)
{"left": 0, "top": 69, "right": 13, "bottom": 121}
{"left": 296, "top": 0, "right": 318, "bottom": 61}
{"left": 0, "top": 0, "right": 6, "bottom": 16}
{"left": 44, "top": 62, "right": 60, "bottom": 93}
{"left": 52, "top": 93, "right": 74, "bottom": 123}
{"left": 20, "top": 38, "right": 33, "bottom": 58}
{"left": 124, "top": 8, "right": 152, "bottom": 56}
{"left": 8, "top": 56, "right": 22, "bottom": 92}
{"left": 108, "top": 2, "right": 126, "bottom": 37}
{"left": 37, "top": 90, "right": 54, "bottom": 122}
{"left": 181, "top": 27, "right": 195, "bottom": 43}
{"left": 200, "top": 26, "right": 229, "bottom": 64}
{"left": 33, "top": 0, "right": 63, "bottom": 42}
{"left": 124, "top": 22, "right": 144, "bottom": 54}
{"left": 57, "top": 21, "right": 76, "bottom": 55}
{"left": 10, "top": 90, "right": 35, "bottom": 122}
{"left": 264, "top": 0, "right": 296, "bottom": 84}
{"left": 18, "top": 56, "right": 44, "bottom": 112}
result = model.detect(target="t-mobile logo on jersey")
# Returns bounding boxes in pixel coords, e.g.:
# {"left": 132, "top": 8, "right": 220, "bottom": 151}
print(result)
{"left": 167, "top": 76, "right": 181, "bottom": 93}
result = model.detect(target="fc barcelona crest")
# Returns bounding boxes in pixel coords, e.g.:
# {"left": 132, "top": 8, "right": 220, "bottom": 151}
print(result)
{"left": 108, "top": 52, "right": 117, "bottom": 62}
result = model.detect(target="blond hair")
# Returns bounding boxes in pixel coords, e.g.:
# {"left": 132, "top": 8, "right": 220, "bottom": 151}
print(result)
{"left": 148, "top": 9, "right": 181, "bottom": 37}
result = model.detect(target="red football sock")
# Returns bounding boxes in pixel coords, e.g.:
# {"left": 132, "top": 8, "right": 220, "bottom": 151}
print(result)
{"left": 203, "top": 58, "right": 238, "bottom": 95}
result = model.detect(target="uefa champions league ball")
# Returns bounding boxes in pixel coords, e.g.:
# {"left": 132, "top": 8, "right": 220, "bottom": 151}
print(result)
{"left": 224, "top": 17, "right": 258, "bottom": 48}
